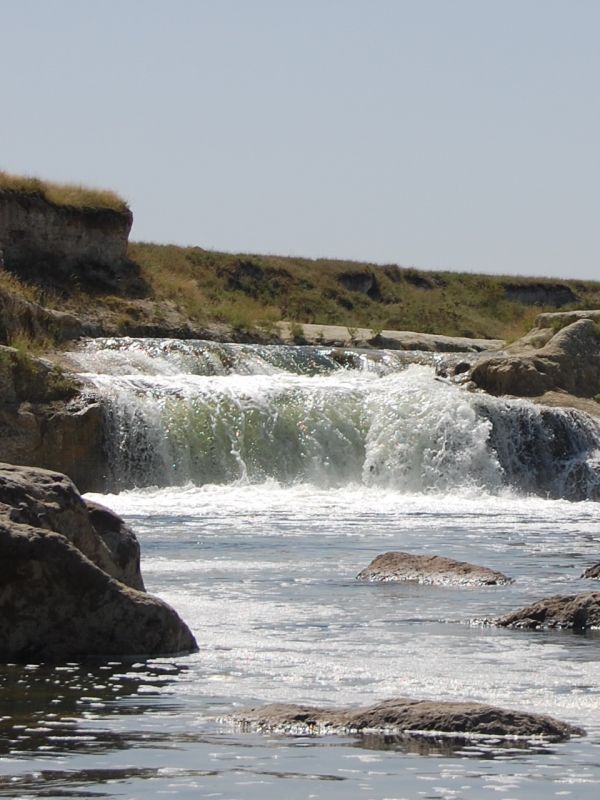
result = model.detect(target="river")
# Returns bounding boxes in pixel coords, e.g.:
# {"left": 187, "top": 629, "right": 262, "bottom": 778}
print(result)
{"left": 1, "top": 338, "right": 599, "bottom": 799}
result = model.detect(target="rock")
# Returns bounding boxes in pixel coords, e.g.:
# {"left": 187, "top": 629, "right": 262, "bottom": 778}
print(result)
{"left": 535, "top": 309, "right": 600, "bottom": 330}
{"left": 0, "top": 190, "right": 147, "bottom": 296}
{"left": 233, "top": 699, "right": 583, "bottom": 741}
{"left": 470, "top": 319, "right": 600, "bottom": 398}
{"left": 0, "top": 522, "right": 197, "bottom": 662}
{"left": 0, "top": 463, "right": 142, "bottom": 590}
{"left": 527, "top": 391, "right": 600, "bottom": 419}
{"left": 582, "top": 563, "right": 600, "bottom": 579}
{"left": 0, "top": 344, "right": 79, "bottom": 404}
{"left": 371, "top": 330, "right": 504, "bottom": 353}
{"left": 276, "top": 322, "right": 504, "bottom": 352}
{"left": 495, "top": 592, "right": 600, "bottom": 630}
{"left": 356, "top": 552, "right": 512, "bottom": 586}
{"left": 0, "top": 346, "right": 109, "bottom": 492}
{"left": 502, "top": 282, "right": 577, "bottom": 307}
{"left": 0, "top": 463, "right": 197, "bottom": 661}
{"left": 337, "top": 270, "right": 381, "bottom": 299}
{"left": 0, "top": 289, "right": 90, "bottom": 345}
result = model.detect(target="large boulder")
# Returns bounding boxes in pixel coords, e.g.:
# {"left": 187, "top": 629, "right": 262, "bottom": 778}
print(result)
{"left": 495, "top": 592, "right": 600, "bottom": 630}
{"left": 0, "top": 463, "right": 197, "bottom": 661}
{"left": 470, "top": 319, "right": 600, "bottom": 398}
{"left": 356, "top": 551, "right": 512, "bottom": 586}
{"left": 233, "top": 699, "right": 583, "bottom": 741}
{"left": 0, "top": 522, "right": 197, "bottom": 661}
{"left": 0, "top": 463, "right": 140, "bottom": 589}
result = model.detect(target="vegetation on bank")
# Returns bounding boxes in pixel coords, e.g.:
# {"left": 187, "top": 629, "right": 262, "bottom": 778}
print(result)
{"left": 3, "top": 238, "right": 600, "bottom": 351}
{"left": 0, "top": 171, "right": 129, "bottom": 213}
{"left": 1, "top": 174, "right": 600, "bottom": 349}
{"left": 127, "top": 242, "right": 600, "bottom": 340}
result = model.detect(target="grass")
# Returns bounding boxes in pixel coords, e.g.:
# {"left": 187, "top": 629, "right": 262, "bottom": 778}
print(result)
{"left": 126, "top": 242, "right": 600, "bottom": 342}
{"left": 3, "top": 231, "right": 600, "bottom": 350}
{"left": 0, "top": 170, "right": 129, "bottom": 212}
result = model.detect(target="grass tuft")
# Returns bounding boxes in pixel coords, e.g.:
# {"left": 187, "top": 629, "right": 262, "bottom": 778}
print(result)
{"left": 0, "top": 170, "right": 129, "bottom": 212}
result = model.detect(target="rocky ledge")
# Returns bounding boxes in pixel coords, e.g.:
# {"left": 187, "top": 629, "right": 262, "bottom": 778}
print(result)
{"left": 356, "top": 552, "right": 512, "bottom": 586}
{"left": 495, "top": 592, "right": 600, "bottom": 631}
{"left": 0, "top": 345, "right": 107, "bottom": 492}
{"left": 470, "top": 317, "right": 600, "bottom": 401}
{"left": 0, "top": 463, "right": 197, "bottom": 661}
{"left": 277, "top": 322, "right": 504, "bottom": 352}
{"left": 233, "top": 699, "right": 583, "bottom": 742}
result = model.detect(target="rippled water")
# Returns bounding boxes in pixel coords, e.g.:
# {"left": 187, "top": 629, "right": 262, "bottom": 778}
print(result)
{"left": 3, "top": 339, "right": 600, "bottom": 798}
{"left": 2, "top": 485, "right": 600, "bottom": 799}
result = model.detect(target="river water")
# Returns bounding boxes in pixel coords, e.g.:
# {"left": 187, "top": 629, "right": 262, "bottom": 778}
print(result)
{"left": 2, "top": 338, "right": 600, "bottom": 799}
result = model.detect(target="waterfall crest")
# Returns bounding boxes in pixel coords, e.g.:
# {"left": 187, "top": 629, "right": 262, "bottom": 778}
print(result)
{"left": 68, "top": 338, "right": 600, "bottom": 499}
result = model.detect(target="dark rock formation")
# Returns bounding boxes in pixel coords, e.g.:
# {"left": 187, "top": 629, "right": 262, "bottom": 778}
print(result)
{"left": 233, "top": 699, "right": 583, "bottom": 741}
{"left": 582, "top": 563, "right": 600, "bottom": 579}
{"left": 502, "top": 282, "right": 577, "bottom": 307}
{"left": 470, "top": 319, "right": 600, "bottom": 398}
{"left": 0, "top": 346, "right": 107, "bottom": 492}
{"left": 495, "top": 592, "right": 600, "bottom": 630}
{"left": 0, "top": 190, "right": 146, "bottom": 296}
{"left": 356, "top": 552, "right": 512, "bottom": 586}
{"left": 0, "top": 463, "right": 197, "bottom": 661}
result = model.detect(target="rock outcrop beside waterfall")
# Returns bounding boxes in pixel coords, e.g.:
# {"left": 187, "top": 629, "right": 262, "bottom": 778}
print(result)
{"left": 470, "top": 316, "right": 600, "bottom": 403}
{"left": 0, "top": 463, "right": 198, "bottom": 661}
{"left": 356, "top": 552, "right": 512, "bottom": 585}
{"left": 0, "top": 345, "right": 106, "bottom": 493}
{"left": 233, "top": 699, "right": 583, "bottom": 741}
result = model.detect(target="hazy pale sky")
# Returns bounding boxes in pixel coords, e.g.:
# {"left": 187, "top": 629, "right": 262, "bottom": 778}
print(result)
{"left": 1, "top": 0, "right": 598, "bottom": 279}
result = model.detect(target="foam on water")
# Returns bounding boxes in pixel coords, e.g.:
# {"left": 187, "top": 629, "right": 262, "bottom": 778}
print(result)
{"left": 70, "top": 338, "right": 600, "bottom": 499}
{"left": 2, "top": 338, "right": 600, "bottom": 798}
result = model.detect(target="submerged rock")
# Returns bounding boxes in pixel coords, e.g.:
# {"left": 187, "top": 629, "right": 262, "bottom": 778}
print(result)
{"left": 356, "top": 552, "right": 512, "bottom": 586}
{"left": 233, "top": 699, "right": 583, "bottom": 742}
{"left": 0, "top": 463, "right": 198, "bottom": 661}
{"left": 495, "top": 592, "right": 600, "bottom": 630}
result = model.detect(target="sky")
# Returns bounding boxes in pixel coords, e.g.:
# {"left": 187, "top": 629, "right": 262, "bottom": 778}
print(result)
{"left": 1, "top": 0, "right": 598, "bottom": 280}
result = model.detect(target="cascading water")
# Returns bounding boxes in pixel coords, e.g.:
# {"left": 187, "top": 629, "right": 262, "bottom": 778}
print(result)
{"left": 66, "top": 337, "right": 600, "bottom": 500}
{"left": 7, "top": 336, "right": 600, "bottom": 797}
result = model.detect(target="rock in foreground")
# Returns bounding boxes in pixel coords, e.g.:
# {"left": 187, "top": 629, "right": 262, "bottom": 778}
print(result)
{"left": 0, "top": 463, "right": 143, "bottom": 590}
{"left": 495, "top": 592, "right": 600, "bottom": 631}
{"left": 233, "top": 699, "right": 583, "bottom": 742}
{"left": 356, "top": 552, "right": 512, "bottom": 586}
{"left": 0, "top": 463, "right": 197, "bottom": 661}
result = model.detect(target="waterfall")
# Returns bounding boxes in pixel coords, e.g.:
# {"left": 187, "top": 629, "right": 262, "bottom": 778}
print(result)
{"left": 67, "top": 337, "right": 600, "bottom": 500}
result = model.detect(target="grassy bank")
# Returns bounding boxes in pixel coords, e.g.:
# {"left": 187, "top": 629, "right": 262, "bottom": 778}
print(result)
{"left": 1, "top": 170, "right": 600, "bottom": 348}
{"left": 0, "top": 171, "right": 128, "bottom": 213}
{"left": 127, "top": 242, "right": 600, "bottom": 340}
